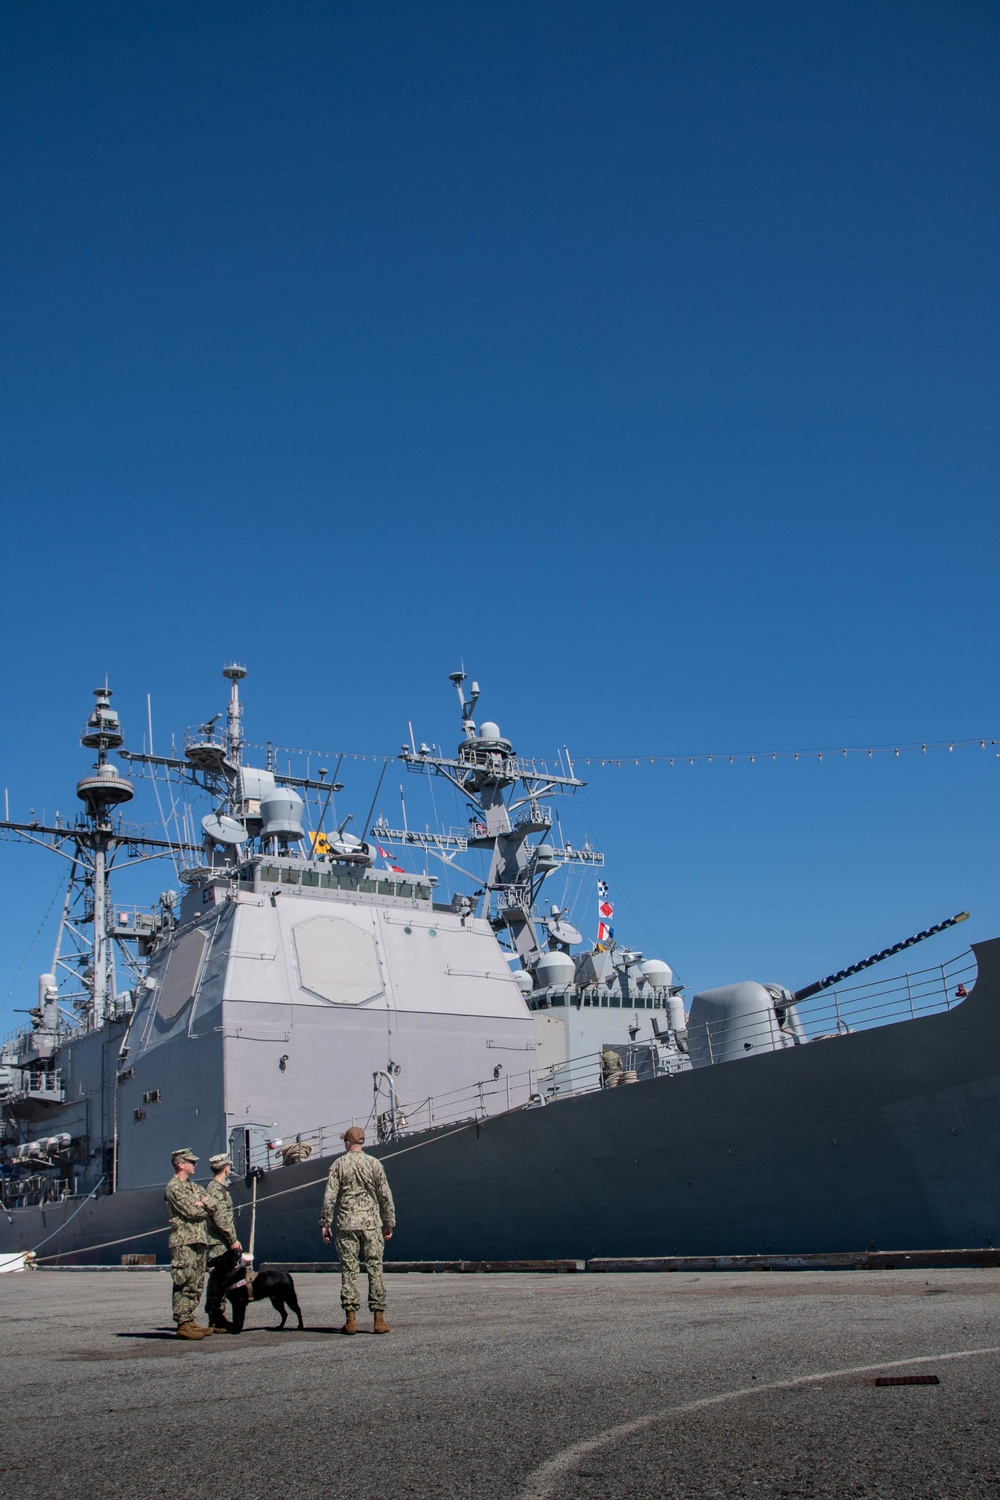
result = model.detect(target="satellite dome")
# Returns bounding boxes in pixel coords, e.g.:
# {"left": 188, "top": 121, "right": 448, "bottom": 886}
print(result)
{"left": 639, "top": 959, "right": 674, "bottom": 989}
{"left": 260, "top": 786, "right": 305, "bottom": 841}
{"left": 478, "top": 722, "right": 501, "bottom": 740}
{"left": 534, "top": 951, "right": 575, "bottom": 989}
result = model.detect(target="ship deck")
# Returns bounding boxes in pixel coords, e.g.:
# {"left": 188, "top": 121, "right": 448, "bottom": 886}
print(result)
{"left": 3, "top": 1266, "right": 999, "bottom": 1498}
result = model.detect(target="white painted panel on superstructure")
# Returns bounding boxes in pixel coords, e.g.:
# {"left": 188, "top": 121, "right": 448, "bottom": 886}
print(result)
{"left": 223, "top": 892, "right": 532, "bottom": 1020}
{"left": 157, "top": 929, "right": 208, "bottom": 1021}
{"left": 292, "top": 915, "right": 384, "bottom": 1006}
{"left": 534, "top": 1013, "right": 568, "bottom": 1069}
{"left": 375, "top": 910, "right": 529, "bottom": 1018}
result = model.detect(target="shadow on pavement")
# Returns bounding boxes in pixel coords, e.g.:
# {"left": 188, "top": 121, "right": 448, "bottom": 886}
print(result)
{"left": 115, "top": 1329, "right": 178, "bottom": 1340}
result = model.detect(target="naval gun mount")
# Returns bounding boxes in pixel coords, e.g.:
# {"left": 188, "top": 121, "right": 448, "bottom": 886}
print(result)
{"left": 686, "top": 911, "right": 971, "bottom": 1068}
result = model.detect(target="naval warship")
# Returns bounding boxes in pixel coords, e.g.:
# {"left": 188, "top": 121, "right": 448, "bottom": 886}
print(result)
{"left": 1, "top": 667, "right": 997, "bottom": 1265}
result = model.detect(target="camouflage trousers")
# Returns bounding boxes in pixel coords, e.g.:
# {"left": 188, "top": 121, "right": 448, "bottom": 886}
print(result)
{"left": 335, "top": 1228, "right": 386, "bottom": 1312}
{"left": 170, "top": 1242, "right": 207, "bottom": 1325}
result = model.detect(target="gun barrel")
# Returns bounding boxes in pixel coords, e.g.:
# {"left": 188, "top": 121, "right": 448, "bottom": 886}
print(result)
{"left": 792, "top": 911, "right": 970, "bottom": 1003}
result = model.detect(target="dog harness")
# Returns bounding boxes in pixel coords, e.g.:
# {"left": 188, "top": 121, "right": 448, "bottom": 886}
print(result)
{"left": 230, "top": 1267, "right": 257, "bottom": 1300}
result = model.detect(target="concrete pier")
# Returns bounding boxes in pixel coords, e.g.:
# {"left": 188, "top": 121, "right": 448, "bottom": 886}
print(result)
{"left": 3, "top": 1268, "right": 1000, "bottom": 1498}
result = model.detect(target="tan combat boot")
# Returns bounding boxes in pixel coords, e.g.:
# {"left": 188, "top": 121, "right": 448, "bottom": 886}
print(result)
{"left": 176, "top": 1321, "right": 211, "bottom": 1340}
{"left": 373, "top": 1311, "right": 390, "bottom": 1334}
{"left": 340, "top": 1310, "right": 357, "bottom": 1335}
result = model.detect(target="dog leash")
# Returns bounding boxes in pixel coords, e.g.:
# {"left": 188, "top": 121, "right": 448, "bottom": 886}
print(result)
{"left": 29, "top": 1117, "right": 481, "bottom": 1264}
{"left": 240, "top": 1168, "right": 262, "bottom": 1298}
{"left": 248, "top": 1171, "right": 258, "bottom": 1262}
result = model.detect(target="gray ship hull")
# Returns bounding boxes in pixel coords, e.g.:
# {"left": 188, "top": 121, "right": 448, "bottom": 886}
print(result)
{"left": 6, "top": 937, "right": 1000, "bottom": 1265}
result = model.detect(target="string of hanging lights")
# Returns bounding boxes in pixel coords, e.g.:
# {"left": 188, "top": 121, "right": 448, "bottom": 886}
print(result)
{"left": 578, "top": 737, "right": 998, "bottom": 767}
{"left": 247, "top": 736, "right": 998, "bottom": 771}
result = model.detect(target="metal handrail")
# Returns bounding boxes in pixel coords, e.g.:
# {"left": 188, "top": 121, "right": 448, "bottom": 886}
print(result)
{"left": 695, "top": 950, "right": 975, "bottom": 1060}
{"left": 247, "top": 1043, "right": 671, "bottom": 1169}
{"left": 255, "top": 949, "right": 979, "bottom": 1166}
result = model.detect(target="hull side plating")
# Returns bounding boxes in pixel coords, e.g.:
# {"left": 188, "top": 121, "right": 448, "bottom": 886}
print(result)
{"left": 6, "top": 940, "right": 999, "bottom": 1263}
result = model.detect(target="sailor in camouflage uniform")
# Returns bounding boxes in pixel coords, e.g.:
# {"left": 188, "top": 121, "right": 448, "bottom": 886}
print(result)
{"left": 319, "top": 1126, "right": 395, "bottom": 1335}
{"left": 601, "top": 1047, "right": 623, "bottom": 1087}
{"left": 165, "top": 1148, "right": 212, "bottom": 1339}
{"left": 202, "top": 1152, "right": 242, "bottom": 1331}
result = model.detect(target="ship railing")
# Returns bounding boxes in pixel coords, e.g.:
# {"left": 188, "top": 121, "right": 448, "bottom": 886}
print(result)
{"left": 0, "top": 810, "right": 169, "bottom": 843}
{"left": 184, "top": 724, "right": 226, "bottom": 752}
{"left": 494, "top": 885, "right": 533, "bottom": 913}
{"left": 0, "top": 1175, "right": 74, "bottom": 1211}
{"left": 798, "top": 948, "right": 976, "bottom": 1033}
{"left": 244, "top": 950, "right": 978, "bottom": 1166}
{"left": 247, "top": 1045, "right": 678, "bottom": 1170}
{"left": 110, "top": 906, "right": 160, "bottom": 935}
{"left": 512, "top": 802, "right": 553, "bottom": 831}
{"left": 2, "top": 1016, "right": 88, "bottom": 1051}
{"left": 696, "top": 949, "right": 977, "bottom": 1065}
{"left": 11, "top": 1069, "right": 67, "bottom": 1103}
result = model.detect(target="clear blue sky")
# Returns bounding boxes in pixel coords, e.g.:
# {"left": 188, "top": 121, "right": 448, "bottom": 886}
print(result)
{"left": 1, "top": 1, "right": 998, "bottom": 1022}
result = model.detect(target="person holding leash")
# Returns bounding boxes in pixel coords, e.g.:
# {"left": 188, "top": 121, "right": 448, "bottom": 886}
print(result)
{"left": 165, "top": 1148, "right": 212, "bottom": 1339}
{"left": 319, "top": 1126, "right": 395, "bottom": 1335}
{"left": 202, "top": 1152, "right": 243, "bottom": 1331}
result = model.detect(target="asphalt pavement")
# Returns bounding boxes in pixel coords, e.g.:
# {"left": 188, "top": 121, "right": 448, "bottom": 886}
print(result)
{"left": 2, "top": 1267, "right": 999, "bottom": 1499}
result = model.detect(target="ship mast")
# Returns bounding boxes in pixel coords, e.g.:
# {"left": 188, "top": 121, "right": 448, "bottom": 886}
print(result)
{"left": 379, "top": 672, "right": 603, "bottom": 966}
{"left": 224, "top": 661, "right": 246, "bottom": 767}
{"left": 0, "top": 687, "right": 200, "bottom": 1031}
{"left": 75, "top": 688, "right": 133, "bottom": 1024}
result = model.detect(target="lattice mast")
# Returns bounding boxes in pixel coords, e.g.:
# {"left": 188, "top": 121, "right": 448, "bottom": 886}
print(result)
{"left": 388, "top": 671, "right": 603, "bottom": 965}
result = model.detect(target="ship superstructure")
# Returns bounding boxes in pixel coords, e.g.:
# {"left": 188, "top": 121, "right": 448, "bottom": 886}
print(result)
{"left": 0, "top": 665, "right": 684, "bottom": 1206}
{"left": 380, "top": 670, "right": 691, "bottom": 1088}
{"left": 3, "top": 664, "right": 991, "bottom": 1269}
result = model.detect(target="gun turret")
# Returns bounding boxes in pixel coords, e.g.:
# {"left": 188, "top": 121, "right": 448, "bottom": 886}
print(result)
{"left": 792, "top": 911, "right": 970, "bottom": 1003}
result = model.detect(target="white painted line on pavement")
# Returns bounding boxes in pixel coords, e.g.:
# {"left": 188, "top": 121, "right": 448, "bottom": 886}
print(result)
{"left": 517, "top": 1343, "right": 1000, "bottom": 1500}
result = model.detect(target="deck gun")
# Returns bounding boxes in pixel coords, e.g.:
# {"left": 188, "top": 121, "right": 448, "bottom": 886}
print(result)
{"left": 792, "top": 911, "right": 970, "bottom": 1003}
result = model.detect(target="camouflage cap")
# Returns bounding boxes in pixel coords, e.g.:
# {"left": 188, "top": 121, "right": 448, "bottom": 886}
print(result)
{"left": 342, "top": 1126, "right": 365, "bottom": 1145}
{"left": 171, "top": 1147, "right": 198, "bottom": 1165}
{"left": 208, "top": 1153, "right": 232, "bottom": 1171}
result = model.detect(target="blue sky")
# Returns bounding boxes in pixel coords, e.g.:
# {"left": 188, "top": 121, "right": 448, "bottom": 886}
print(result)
{"left": 1, "top": 1, "right": 998, "bottom": 1021}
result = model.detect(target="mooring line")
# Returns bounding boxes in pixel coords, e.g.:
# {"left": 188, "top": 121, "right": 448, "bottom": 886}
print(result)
{"left": 30, "top": 1118, "right": 482, "bottom": 1261}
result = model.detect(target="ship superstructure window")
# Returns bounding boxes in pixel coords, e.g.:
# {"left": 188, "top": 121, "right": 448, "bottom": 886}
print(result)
{"left": 254, "top": 862, "right": 432, "bottom": 903}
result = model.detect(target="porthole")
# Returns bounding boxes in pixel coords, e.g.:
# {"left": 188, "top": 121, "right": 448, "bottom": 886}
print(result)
{"left": 404, "top": 925, "right": 412, "bottom": 934}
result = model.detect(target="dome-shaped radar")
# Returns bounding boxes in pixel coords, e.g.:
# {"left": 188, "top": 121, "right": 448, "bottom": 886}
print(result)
{"left": 259, "top": 786, "right": 305, "bottom": 842}
{"left": 639, "top": 959, "right": 674, "bottom": 989}
{"left": 534, "top": 951, "right": 576, "bottom": 989}
{"left": 477, "top": 721, "right": 512, "bottom": 750}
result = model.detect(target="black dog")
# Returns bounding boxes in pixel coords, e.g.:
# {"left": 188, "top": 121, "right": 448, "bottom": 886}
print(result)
{"left": 212, "top": 1248, "right": 304, "bottom": 1332}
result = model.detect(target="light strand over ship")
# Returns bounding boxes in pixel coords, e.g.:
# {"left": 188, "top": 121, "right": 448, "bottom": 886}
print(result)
{"left": 1, "top": 666, "right": 996, "bottom": 1263}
